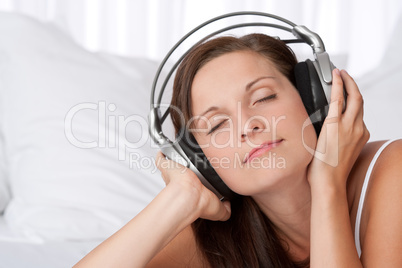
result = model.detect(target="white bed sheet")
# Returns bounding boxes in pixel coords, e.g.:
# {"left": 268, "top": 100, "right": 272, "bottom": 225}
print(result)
{"left": 0, "top": 218, "right": 100, "bottom": 268}
{"left": 0, "top": 10, "right": 401, "bottom": 268}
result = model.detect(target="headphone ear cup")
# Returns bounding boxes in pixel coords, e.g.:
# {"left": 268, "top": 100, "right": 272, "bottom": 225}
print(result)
{"left": 176, "top": 130, "right": 236, "bottom": 200}
{"left": 294, "top": 60, "right": 328, "bottom": 135}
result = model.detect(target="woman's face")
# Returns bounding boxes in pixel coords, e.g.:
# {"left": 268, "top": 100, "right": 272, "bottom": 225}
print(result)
{"left": 190, "top": 51, "right": 317, "bottom": 196}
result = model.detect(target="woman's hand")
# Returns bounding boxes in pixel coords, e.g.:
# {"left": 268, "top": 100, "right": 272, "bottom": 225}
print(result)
{"left": 74, "top": 152, "right": 230, "bottom": 268}
{"left": 308, "top": 69, "right": 368, "bottom": 268}
{"left": 307, "top": 69, "right": 370, "bottom": 190}
{"left": 155, "top": 151, "right": 231, "bottom": 222}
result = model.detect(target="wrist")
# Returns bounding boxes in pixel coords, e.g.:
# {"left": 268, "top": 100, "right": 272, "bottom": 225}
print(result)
{"left": 310, "top": 181, "right": 347, "bottom": 206}
{"left": 308, "top": 168, "right": 347, "bottom": 191}
{"left": 164, "top": 180, "right": 203, "bottom": 221}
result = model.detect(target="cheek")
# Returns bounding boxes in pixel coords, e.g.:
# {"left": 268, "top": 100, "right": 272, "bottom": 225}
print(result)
{"left": 301, "top": 117, "right": 317, "bottom": 152}
{"left": 270, "top": 95, "right": 317, "bottom": 163}
{"left": 201, "top": 145, "right": 233, "bottom": 169}
{"left": 199, "top": 145, "right": 239, "bottom": 184}
{"left": 293, "top": 99, "right": 317, "bottom": 149}
{"left": 195, "top": 132, "right": 233, "bottom": 152}
{"left": 284, "top": 100, "right": 318, "bottom": 165}
{"left": 211, "top": 129, "right": 235, "bottom": 148}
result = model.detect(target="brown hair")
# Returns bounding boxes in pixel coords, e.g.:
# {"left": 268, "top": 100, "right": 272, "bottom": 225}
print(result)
{"left": 171, "top": 34, "right": 309, "bottom": 267}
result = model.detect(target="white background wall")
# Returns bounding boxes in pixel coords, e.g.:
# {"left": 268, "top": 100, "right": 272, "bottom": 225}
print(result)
{"left": 0, "top": 0, "right": 401, "bottom": 77}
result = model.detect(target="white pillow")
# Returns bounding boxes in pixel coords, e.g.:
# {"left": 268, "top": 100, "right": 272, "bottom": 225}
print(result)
{"left": 357, "top": 13, "right": 402, "bottom": 141}
{"left": 0, "top": 12, "right": 164, "bottom": 241}
{"left": 0, "top": 135, "right": 10, "bottom": 213}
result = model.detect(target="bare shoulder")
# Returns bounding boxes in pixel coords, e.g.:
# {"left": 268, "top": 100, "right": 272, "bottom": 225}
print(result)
{"left": 347, "top": 140, "right": 389, "bottom": 205}
{"left": 360, "top": 139, "right": 402, "bottom": 266}
{"left": 146, "top": 225, "right": 207, "bottom": 268}
{"left": 348, "top": 140, "right": 401, "bottom": 195}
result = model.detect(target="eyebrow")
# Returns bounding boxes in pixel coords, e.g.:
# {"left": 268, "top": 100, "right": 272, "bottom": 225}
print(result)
{"left": 199, "top": 76, "right": 275, "bottom": 117}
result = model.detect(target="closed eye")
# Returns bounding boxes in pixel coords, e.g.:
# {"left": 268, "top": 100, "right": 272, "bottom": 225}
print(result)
{"left": 256, "top": 94, "right": 277, "bottom": 104}
{"left": 208, "top": 119, "right": 228, "bottom": 135}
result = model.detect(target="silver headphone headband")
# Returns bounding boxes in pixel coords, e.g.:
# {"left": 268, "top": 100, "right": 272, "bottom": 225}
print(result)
{"left": 149, "top": 11, "right": 331, "bottom": 147}
{"left": 148, "top": 11, "right": 335, "bottom": 201}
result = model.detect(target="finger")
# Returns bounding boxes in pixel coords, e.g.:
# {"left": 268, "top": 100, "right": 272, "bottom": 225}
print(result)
{"left": 220, "top": 201, "right": 232, "bottom": 221}
{"left": 155, "top": 151, "right": 166, "bottom": 171}
{"left": 340, "top": 70, "right": 364, "bottom": 119}
{"left": 207, "top": 199, "right": 231, "bottom": 222}
{"left": 327, "top": 68, "right": 344, "bottom": 119}
{"left": 155, "top": 151, "right": 170, "bottom": 184}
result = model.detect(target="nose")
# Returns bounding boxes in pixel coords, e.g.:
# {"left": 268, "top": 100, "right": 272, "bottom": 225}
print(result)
{"left": 240, "top": 116, "right": 266, "bottom": 141}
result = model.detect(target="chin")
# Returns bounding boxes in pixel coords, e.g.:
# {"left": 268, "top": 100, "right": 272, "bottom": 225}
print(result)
{"left": 222, "top": 150, "right": 313, "bottom": 196}
{"left": 220, "top": 167, "right": 289, "bottom": 196}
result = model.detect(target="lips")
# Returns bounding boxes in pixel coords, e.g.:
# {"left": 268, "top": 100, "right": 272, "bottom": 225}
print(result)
{"left": 244, "top": 139, "right": 284, "bottom": 163}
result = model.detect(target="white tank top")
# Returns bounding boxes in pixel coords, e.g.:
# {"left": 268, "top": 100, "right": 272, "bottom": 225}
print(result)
{"left": 354, "top": 139, "right": 398, "bottom": 257}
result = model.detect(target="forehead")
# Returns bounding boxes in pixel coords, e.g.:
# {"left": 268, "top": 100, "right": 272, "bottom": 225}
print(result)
{"left": 191, "top": 51, "right": 278, "bottom": 113}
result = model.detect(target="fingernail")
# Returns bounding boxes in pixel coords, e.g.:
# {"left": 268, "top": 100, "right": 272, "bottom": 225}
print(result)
{"left": 224, "top": 202, "right": 231, "bottom": 214}
{"left": 334, "top": 68, "right": 340, "bottom": 76}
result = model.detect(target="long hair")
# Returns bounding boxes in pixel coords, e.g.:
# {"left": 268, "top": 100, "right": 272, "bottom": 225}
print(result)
{"left": 170, "top": 34, "right": 309, "bottom": 267}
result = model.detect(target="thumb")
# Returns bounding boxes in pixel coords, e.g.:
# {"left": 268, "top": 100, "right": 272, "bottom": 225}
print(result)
{"left": 220, "top": 201, "right": 232, "bottom": 221}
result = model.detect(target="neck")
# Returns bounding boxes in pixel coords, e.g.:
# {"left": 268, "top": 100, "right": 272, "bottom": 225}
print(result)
{"left": 252, "top": 171, "right": 311, "bottom": 260}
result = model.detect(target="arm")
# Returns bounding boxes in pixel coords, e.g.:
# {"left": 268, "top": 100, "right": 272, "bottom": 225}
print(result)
{"left": 308, "top": 69, "right": 369, "bottom": 267}
{"left": 74, "top": 153, "right": 230, "bottom": 268}
{"left": 360, "top": 140, "right": 402, "bottom": 267}
{"left": 310, "top": 179, "right": 363, "bottom": 267}
{"left": 310, "top": 139, "right": 402, "bottom": 268}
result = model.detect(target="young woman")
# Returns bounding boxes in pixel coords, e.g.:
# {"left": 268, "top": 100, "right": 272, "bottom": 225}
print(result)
{"left": 74, "top": 34, "right": 402, "bottom": 267}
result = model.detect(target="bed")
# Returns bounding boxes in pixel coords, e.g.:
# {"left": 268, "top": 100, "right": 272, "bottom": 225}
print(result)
{"left": 0, "top": 11, "right": 401, "bottom": 267}
{"left": 0, "top": 12, "right": 165, "bottom": 267}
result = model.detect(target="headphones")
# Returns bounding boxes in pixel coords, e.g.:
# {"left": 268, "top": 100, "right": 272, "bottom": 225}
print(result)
{"left": 149, "top": 11, "right": 343, "bottom": 201}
